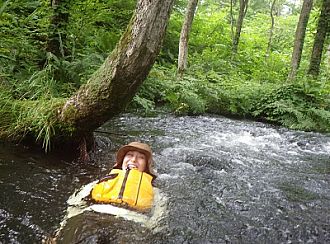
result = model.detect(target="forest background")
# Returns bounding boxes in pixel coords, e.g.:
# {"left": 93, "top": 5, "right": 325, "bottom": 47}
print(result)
{"left": 0, "top": 0, "right": 329, "bottom": 151}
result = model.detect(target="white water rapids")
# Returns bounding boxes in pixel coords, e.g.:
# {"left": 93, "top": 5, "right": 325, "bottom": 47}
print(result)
{"left": 0, "top": 114, "right": 329, "bottom": 243}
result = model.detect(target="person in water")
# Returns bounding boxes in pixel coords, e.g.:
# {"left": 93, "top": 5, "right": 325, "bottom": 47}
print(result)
{"left": 90, "top": 141, "right": 156, "bottom": 211}
{"left": 44, "top": 142, "right": 157, "bottom": 243}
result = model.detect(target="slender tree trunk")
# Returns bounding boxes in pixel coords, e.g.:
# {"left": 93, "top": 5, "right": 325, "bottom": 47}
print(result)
{"left": 232, "top": 0, "right": 249, "bottom": 54}
{"left": 287, "top": 0, "right": 313, "bottom": 81}
{"left": 58, "top": 0, "right": 175, "bottom": 138}
{"left": 266, "top": 0, "right": 277, "bottom": 58}
{"left": 177, "top": 0, "right": 199, "bottom": 77}
{"left": 307, "top": 0, "right": 330, "bottom": 77}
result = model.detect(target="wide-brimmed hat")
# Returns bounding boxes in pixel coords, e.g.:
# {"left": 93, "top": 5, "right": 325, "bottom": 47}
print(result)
{"left": 113, "top": 142, "right": 156, "bottom": 178}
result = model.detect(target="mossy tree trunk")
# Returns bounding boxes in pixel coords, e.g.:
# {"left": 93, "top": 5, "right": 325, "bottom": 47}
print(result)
{"left": 56, "top": 0, "right": 175, "bottom": 141}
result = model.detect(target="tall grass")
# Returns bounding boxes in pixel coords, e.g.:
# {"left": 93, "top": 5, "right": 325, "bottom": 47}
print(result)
{"left": 0, "top": 85, "right": 65, "bottom": 151}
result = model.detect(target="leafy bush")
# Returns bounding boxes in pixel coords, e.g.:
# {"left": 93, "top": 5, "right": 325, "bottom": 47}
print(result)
{"left": 252, "top": 79, "right": 330, "bottom": 132}
{"left": 136, "top": 65, "right": 330, "bottom": 133}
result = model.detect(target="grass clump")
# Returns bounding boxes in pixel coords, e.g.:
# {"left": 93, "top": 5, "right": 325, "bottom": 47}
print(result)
{"left": 0, "top": 94, "right": 65, "bottom": 151}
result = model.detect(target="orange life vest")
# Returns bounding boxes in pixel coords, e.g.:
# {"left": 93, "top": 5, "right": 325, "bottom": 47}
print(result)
{"left": 91, "top": 169, "right": 154, "bottom": 211}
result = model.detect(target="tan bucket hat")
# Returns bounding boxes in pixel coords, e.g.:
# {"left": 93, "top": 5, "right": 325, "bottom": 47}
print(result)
{"left": 113, "top": 142, "right": 156, "bottom": 178}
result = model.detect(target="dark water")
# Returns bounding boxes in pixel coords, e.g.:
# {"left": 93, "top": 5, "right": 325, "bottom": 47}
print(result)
{"left": 0, "top": 114, "right": 329, "bottom": 243}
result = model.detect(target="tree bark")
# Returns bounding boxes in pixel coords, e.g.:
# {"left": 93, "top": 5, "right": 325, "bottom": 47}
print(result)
{"left": 307, "top": 0, "right": 330, "bottom": 77}
{"left": 58, "top": 0, "right": 175, "bottom": 137}
{"left": 287, "top": 0, "right": 313, "bottom": 80}
{"left": 177, "top": 0, "right": 199, "bottom": 77}
{"left": 232, "top": 0, "right": 249, "bottom": 54}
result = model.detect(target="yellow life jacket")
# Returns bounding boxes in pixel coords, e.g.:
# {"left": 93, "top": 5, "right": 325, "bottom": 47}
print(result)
{"left": 91, "top": 169, "right": 154, "bottom": 211}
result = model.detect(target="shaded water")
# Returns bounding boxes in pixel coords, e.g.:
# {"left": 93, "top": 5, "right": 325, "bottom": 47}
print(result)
{"left": 0, "top": 114, "right": 329, "bottom": 243}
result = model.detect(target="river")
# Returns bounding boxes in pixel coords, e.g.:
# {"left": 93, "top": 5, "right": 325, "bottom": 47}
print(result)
{"left": 0, "top": 114, "right": 329, "bottom": 243}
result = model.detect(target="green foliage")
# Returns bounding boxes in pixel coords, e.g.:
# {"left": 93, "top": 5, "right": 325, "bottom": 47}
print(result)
{"left": 0, "top": 0, "right": 47, "bottom": 82}
{"left": 252, "top": 78, "right": 330, "bottom": 132}
{"left": 131, "top": 95, "right": 155, "bottom": 115}
{"left": 135, "top": 65, "right": 330, "bottom": 133}
{"left": 165, "top": 77, "right": 207, "bottom": 115}
{"left": 159, "top": 12, "right": 182, "bottom": 64}
{"left": 67, "top": 0, "right": 135, "bottom": 55}
{"left": 0, "top": 0, "right": 134, "bottom": 86}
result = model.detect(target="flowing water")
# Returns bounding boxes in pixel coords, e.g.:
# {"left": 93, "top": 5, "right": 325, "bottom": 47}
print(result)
{"left": 0, "top": 114, "right": 329, "bottom": 243}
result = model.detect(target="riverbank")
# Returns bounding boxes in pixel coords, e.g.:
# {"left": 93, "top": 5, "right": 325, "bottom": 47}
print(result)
{"left": 131, "top": 66, "right": 330, "bottom": 134}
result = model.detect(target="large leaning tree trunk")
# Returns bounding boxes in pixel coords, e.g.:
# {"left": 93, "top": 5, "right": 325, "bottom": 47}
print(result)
{"left": 232, "top": 0, "right": 249, "bottom": 54}
{"left": 177, "top": 0, "right": 199, "bottom": 77}
{"left": 287, "top": 0, "right": 313, "bottom": 81}
{"left": 307, "top": 0, "right": 330, "bottom": 77}
{"left": 58, "top": 0, "right": 175, "bottom": 136}
{"left": 0, "top": 0, "right": 175, "bottom": 152}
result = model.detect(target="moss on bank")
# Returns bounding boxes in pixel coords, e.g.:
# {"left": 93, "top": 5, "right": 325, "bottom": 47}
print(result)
{"left": 0, "top": 96, "right": 76, "bottom": 151}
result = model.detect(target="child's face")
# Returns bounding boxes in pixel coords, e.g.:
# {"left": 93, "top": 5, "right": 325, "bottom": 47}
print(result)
{"left": 122, "top": 150, "right": 147, "bottom": 172}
